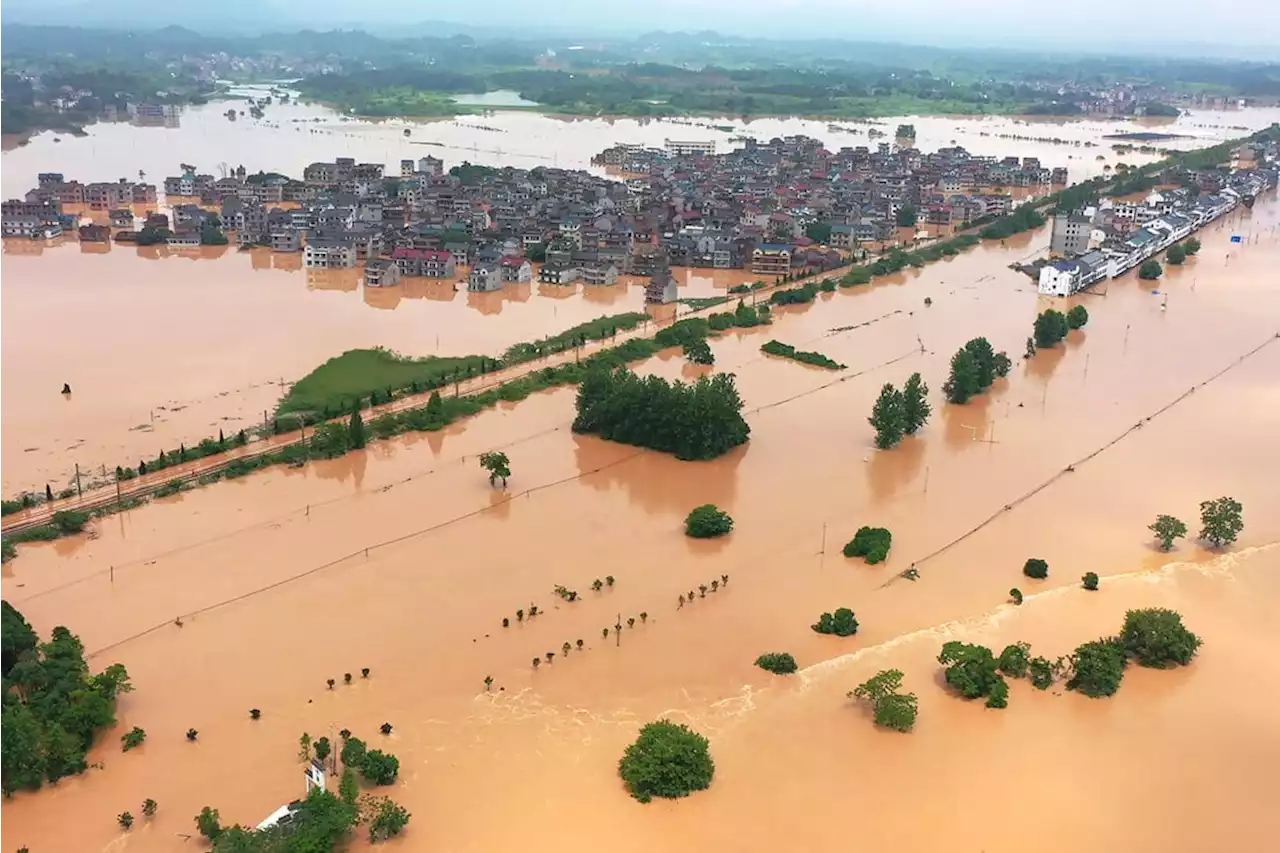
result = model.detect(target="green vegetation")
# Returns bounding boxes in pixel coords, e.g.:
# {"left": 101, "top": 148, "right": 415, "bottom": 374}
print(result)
{"left": 573, "top": 368, "right": 749, "bottom": 461}
{"left": 360, "top": 750, "right": 400, "bottom": 786}
{"left": 142, "top": 798, "right": 158, "bottom": 818}
{"left": 679, "top": 296, "right": 730, "bottom": 312}
{"left": 895, "top": 205, "right": 918, "bottom": 227}
{"left": 843, "top": 526, "right": 893, "bottom": 564}
{"left": 1166, "top": 243, "right": 1187, "bottom": 265}
{"left": 1149, "top": 514, "right": 1188, "bottom": 551}
{"left": 1034, "top": 309, "right": 1071, "bottom": 348}
{"left": 812, "top": 608, "right": 859, "bottom": 637}
{"left": 849, "top": 669, "right": 918, "bottom": 732}
{"left": 943, "top": 337, "right": 1011, "bottom": 404}
{"left": 278, "top": 348, "right": 495, "bottom": 416}
{"left": 997, "top": 642, "right": 1031, "bottom": 678}
{"left": 1009, "top": 587, "right": 1024, "bottom": 605}
{"left": 683, "top": 338, "right": 715, "bottom": 365}
{"left": 1023, "top": 558, "right": 1049, "bottom": 579}
{"left": 937, "top": 642, "right": 1008, "bottom": 708}
{"left": 1066, "top": 305, "right": 1089, "bottom": 330}
{"left": 196, "top": 806, "right": 222, "bottom": 841}
{"left": 618, "top": 720, "right": 715, "bottom": 804}
{"left": 1138, "top": 259, "right": 1163, "bottom": 280}
{"left": 755, "top": 653, "right": 798, "bottom": 675}
{"left": 769, "top": 281, "right": 821, "bottom": 305}
{"left": 869, "top": 372, "right": 930, "bottom": 448}
{"left": 1082, "top": 572, "right": 1100, "bottom": 591}
{"left": 760, "top": 340, "right": 844, "bottom": 370}
{"left": 365, "top": 796, "right": 411, "bottom": 842}
{"left": 685, "top": 504, "right": 734, "bottom": 539}
{"left": 197, "top": 780, "right": 409, "bottom": 851}
{"left": 121, "top": 726, "right": 147, "bottom": 751}
{"left": 1, "top": 605, "right": 132, "bottom": 795}
{"left": 1028, "top": 656, "right": 1056, "bottom": 690}
{"left": 979, "top": 204, "right": 1046, "bottom": 240}
{"left": 478, "top": 451, "right": 511, "bottom": 487}
{"left": 1066, "top": 638, "right": 1127, "bottom": 698}
{"left": 1120, "top": 608, "right": 1202, "bottom": 667}
{"left": 1199, "top": 496, "right": 1243, "bottom": 546}
{"left": 1184, "top": 237, "right": 1202, "bottom": 255}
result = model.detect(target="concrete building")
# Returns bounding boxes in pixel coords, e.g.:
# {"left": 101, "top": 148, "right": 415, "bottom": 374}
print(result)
{"left": 1050, "top": 213, "right": 1093, "bottom": 256}
{"left": 499, "top": 256, "right": 532, "bottom": 282}
{"left": 539, "top": 263, "right": 581, "bottom": 284}
{"left": 304, "top": 236, "right": 357, "bottom": 268}
{"left": 364, "top": 258, "right": 402, "bottom": 287}
{"left": 645, "top": 251, "right": 679, "bottom": 304}
{"left": 468, "top": 262, "right": 502, "bottom": 292}
{"left": 582, "top": 263, "right": 619, "bottom": 285}
{"left": 751, "top": 244, "right": 793, "bottom": 276}
{"left": 664, "top": 139, "right": 716, "bottom": 157}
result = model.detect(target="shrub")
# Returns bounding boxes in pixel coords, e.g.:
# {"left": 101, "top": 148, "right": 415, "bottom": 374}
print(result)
{"left": 1066, "top": 638, "right": 1127, "bottom": 698}
{"left": 121, "top": 726, "right": 147, "bottom": 751}
{"left": 51, "top": 510, "right": 90, "bottom": 534}
{"left": 1033, "top": 309, "right": 1071, "bottom": 348}
{"left": 937, "top": 642, "right": 1002, "bottom": 700}
{"left": 1199, "top": 496, "right": 1243, "bottom": 546}
{"left": 1082, "top": 572, "right": 1099, "bottom": 591}
{"left": 1119, "top": 608, "right": 1202, "bottom": 668}
{"left": 1066, "top": 304, "right": 1089, "bottom": 329}
{"left": 1166, "top": 243, "right": 1186, "bottom": 265}
{"left": 340, "top": 736, "right": 368, "bottom": 770}
{"left": 684, "top": 504, "right": 734, "bottom": 538}
{"left": 1028, "top": 656, "right": 1055, "bottom": 690}
{"left": 618, "top": 720, "right": 715, "bottom": 803}
{"left": 755, "top": 653, "right": 798, "bottom": 675}
{"left": 849, "top": 669, "right": 918, "bottom": 732}
{"left": 984, "top": 676, "right": 1010, "bottom": 709}
{"left": 812, "top": 608, "right": 858, "bottom": 637}
{"left": 365, "top": 795, "right": 411, "bottom": 841}
{"left": 1009, "top": 587, "right": 1024, "bottom": 605}
{"left": 1148, "top": 514, "right": 1187, "bottom": 551}
{"left": 843, "top": 526, "right": 892, "bottom": 564}
{"left": 195, "top": 806, "right": 222, "bottom": 841}
{"left": 361, "top": 750, "right": 400, "bottom": 785}
{"left": 997, "top": 642, "right": 1031, "bottom": 678}
{"left": 1138, "top": 259, "right": 1162, "bottom": 280}
{"left": 1022, "top": 558, "right": 1048, "bottom": 579}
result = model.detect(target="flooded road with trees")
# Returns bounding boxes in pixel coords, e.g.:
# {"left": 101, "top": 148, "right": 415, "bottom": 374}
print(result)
{"left": 3, "top": 102, "right": 1280, "bottom": 852}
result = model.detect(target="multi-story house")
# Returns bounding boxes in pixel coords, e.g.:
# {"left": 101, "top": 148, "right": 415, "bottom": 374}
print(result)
{"left": 304, "top": 236, "right": 357, "bottom": 269}
{"left": 539, "top": 263, "right": 581, "bottom": 284}
{"left": 364, "top": 258, "right": 402, "bottom": 287}
{"left": 751, "top": 244, "right": 793, "bottom": 276}
{"left": 468, "top": 262, "right": 502, "bottom": 292}
{"left": 392, "top": 248, "right": 456, "bottom": 278}
{"left": 499, "top": 256, "right": 533, "bottom": 282}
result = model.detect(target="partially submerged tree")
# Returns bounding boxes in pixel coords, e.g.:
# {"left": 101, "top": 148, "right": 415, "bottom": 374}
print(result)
{"left": 849, "top": 669, "right": 918, "bottom": 732}
{"left": 121, "top": 726, "right": 147, "bottom": 751}
{"left": 1022, "top": 558, "right": 1049, "bottom": 579}
{"left": 754, "top": 653, "right": 798, "bottom": 675}
{"left": 812, "top": 608, "right": 859, "bottom": 637}
{"left": 901, "top": 372, "right": 931, "bottom": 435}
{"left": 997, "top": 642, "right": 1031, "bottom": 678}
{"left": 843, "top": 526, "right": 892, "bottom": 564}
{"left": 1198, "top": 496, "right": 1243, "bottom": 547}
{"left": 868, "top": 383, "right": 906, "bottom": 449}
{"left": 684, "top": 504, "right": 734, "bottom": 538}
{"left": 1066, "top": 304, "right": 1089, "bottom": 330}
{"left": 937, "top": 641, "right": 1003, "bottom": 703}
{"left": 1149, "top": 514, "right": 1188, "bottom": 551}
{"left": 1138, "top": 259, "right": 1163, "bottom": 280}
{"left": 1034, "top": 309, "right": 1071, "bottom": 348}
{"left": 1119, "top": 608, "right": 1202, "bottom": 668}
{"left": 1082, "top": 572, "right": 1099, "bottom": 591}
{"left": 478, "top": 451, "right": 511, "bottom": 488}
{"left": 1066, "top": 638, "right": 1127, "bottom": 698}
{"left": 618, "top": 720, "right": 715, "bottom": 803}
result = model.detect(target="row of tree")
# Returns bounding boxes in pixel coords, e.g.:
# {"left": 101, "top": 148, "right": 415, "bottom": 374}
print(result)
{"left": 572, "top": 367, "right": 750, "bottom": 461}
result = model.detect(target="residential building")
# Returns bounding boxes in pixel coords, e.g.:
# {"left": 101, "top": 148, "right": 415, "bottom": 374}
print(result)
{"left": 1050, "top": 213, "right": 1093, "bottom": 256}
{"left": 109, "top": 209, "right": 134, "bottom": 228}
{"left": 752, "top": 244, "right": 793, "bottom": 276}
{"left": 392, "top": 247, "right": 455, "bottom": 278}
{"left": 645, "top": 251, "right": 679, "bottom": 304}
{"left": 499, "top": 256, "right": 533, "bottom": 282}
{"left": 304, "top": 236, "right": 357, "bottom": 268}
{"left": 664, "top": 139, "right": 716, "bottom": 157}
{"left": 468, "top": 262, "right": 502, "bottom": 292}
{"left": 539, "top": 263, "right": 581, "bottom": 284}
{"left": 582, "top": 263, "right": 619, "bottom": 285}
{"left": 271, "top": 231, "right": 302, "bottom": 252}
{"left": 78, "top": 224, "right": 111, "bottom": 243}
{"left": 364, "top": 258, "right": 402, "bottom": 287}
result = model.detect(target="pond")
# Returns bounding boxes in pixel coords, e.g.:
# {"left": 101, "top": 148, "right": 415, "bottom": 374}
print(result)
{"left": 452, "top": 90, "right": 541, "bottom": 108}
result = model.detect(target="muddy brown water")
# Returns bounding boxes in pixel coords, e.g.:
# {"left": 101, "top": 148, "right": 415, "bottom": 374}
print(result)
{"left": 3, "top": 108, "right": 1280, "bottom": 852}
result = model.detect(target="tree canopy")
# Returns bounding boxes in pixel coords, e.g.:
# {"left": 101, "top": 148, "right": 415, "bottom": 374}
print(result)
{"left": 943, "top": 338, "right": 1010, "bottom": 404}
{"left": 937, "top": 641, "right": 1005, "bottom": 705}
{"left": 755, "top": 653, "right": 798, "bottom": 675}
{"left": 1138, "top": 259, "right": 1163, "bottom": 280}
{"left": 478, "top": 451, "right": 511, "bottom": 487}
{"left": 1033, "top": 309, "right": 1071, "bottom": 348}
{"left": 1166, "top": 243, "right": 1187, "bottom": 265}
{"left": 843, "top": 526, "right": 892, "bottom": 564}
{"left": 685, "top": 504, "right": 734, "bottom": 538}
{"left": 1022, "top": 558, "right": 1049, "bottom": 579}
{"left": 869, "top": 383, "right": 906, "bottom": 449}
{"left": 1149, "top": 514, "right": 1187, "bottom": 550}
{"left": 1065, "top": 638, "right": 1126, "bottom": 698}
{"left": 573, "top": 367, "right": 749, "bottom": 460}
{"left": 618, "top": 720, "right": 715, "bottom": 803}
{"left": 1119, "top": 608, "right": 1202, "bottom": 668}
{"left": 849, "top": 668, "right": 918, "bottom": 732}
{"left": 1066, "top": 304, "right": 1089, "bottom": 330}
{"left": 812, "top": 608, "right": 859, "bottom": 637}
{"left": 2, "top": 608, "right": 132, "bottom": 795}
{"left": 1198, "top": 496, "right": 1243, "bottom": 546}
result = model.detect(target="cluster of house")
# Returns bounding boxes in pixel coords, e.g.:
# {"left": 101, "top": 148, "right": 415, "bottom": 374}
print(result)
{"left": 1037, "top": 157, "right": 1278, "bottom": 296}
{"left": 4, "top": 135, "right": 1068, "bottom": 304}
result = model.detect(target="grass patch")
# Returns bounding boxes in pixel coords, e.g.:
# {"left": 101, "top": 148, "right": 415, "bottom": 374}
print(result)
{"left": 760, "top": 340, "right": 845, "bottom": 370}
{"left": 502, "top": 312, "right": 647, "bottom": 364}
{"left": 278, "top": 348, "right": 492, "bottom": 416}
{"left": 678, "top": 296, "right": 730, "bottom": 311}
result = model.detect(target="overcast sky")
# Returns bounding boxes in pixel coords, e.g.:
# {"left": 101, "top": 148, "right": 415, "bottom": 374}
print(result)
{"left": 4, "top": 0, "right": 1280, "bottom": 58}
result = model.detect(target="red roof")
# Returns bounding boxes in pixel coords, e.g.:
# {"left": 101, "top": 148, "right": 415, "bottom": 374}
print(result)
{"left": 499, "top": 255, "right": 527, "bottom": 266}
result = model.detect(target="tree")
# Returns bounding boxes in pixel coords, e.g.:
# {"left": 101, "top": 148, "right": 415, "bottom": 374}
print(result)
{"left": 805, "top": 221, "right": 833, "bottom": 243}
{"left": 618, "top": 720, "right": 715, "bottom": 803}
{"left": 843, "top": 526, "right": 892, "bottom": 564}
{"left": 339, "top": 767, "right": 360, "bottom": 806}
{"left": 118, "top": 811, "right": 134, "bottom": 830}
{"left": 984, "top": 676, "right": 1009, "bottom": 709}
{"left": 868, "top": 383, "right": 906, "bottom": 449}
{"left": 348, "top": 410, "right": 366, "bottom": 449}
{"left": 937, "top": 641, "right": 1002, "bottom": 700}
{"left": 1022, "top": 558, "right": 1049, "bottom": 579}
{"left": 1184, "top": 237, "right": 1201, "bottom": 255}
{"left": 812, "top": 608, "right": 858, "bottom": 637}
{"left": 1028, "top": 656, "right": 1055, "bottom": 690}
{"left": 1199, "top": 496, "right": 1243, "bottom": 546}
{"left": 1066, "top": 304, "right": 1089, "bottom": 330}
{"left": 1025, "top": 336, "right": 1036, "bottom": 359}
{"left": 340, "top": 736, "right": 367, "bottom": 770}
{"left": 45, "top": 483, "right": 54, "bottom": 501}
{"left": 314, "top": 736, "right": 332, "bottom": 763}
{"left": 1066, "top": 638, "right": 1126, "bottom": 698}
{"left": 998, "top": 642, "right": 1031, "bottom": 678}
{"left": 1033, "top": 309, "right": 1070, "bottom": 348}
{"left": 755, "top": 653, "right": 797, "bottom": 674}
{"left": 364, "top": 795, "right": 411, "bottom": 842}
{"left": 1, "top": 600, "right": 38, "bottom": 676}
{"left": 1119, "top": 608, "right": 1201, "bottom": 668}
{"left": 1082, "top": 572, "right": 1099, "bottom": 590}
{"left": 250, "top": 708, "right": 261, "bottom": 720}
{"left": 478, "top": 451, "right": 511, "bottom": 487}
{"left": 849, "top": 669, "right": 917, "bottom": 732}
{"left": 1166, "top": 243, "right": 1186, "bottom": 265}
{"left": 901, "top": 373, "right": 930, "bottom": 434}
{"left": 195, "top": 806, "right": 222, "bottom": 841}
{"left": 361, "top": 750, "right": 399, "bottom": 785}
{"left": 682, "top": 338, "right": 714, "bottom": 365}
{"left": 943, "top": 348, "right": 980, "bottom": 403}
{"left": 142, "top": 798, "right": 157, "bottom": 818}
{"left": 379, "top": 722, "right": 393, "bottom": 736}
{"left": 896, "top": 205, "right": 918, "bottom": 228}
{"left": 1138, "top": 259, "right": 1162, "bottom": 280}
{"left": 1149, "top": 514, "right": 1188, "bottom": 551}
{"left": 1009, "top": 587, "right": 1023, "bottom": 604}
{"left": 186, "top": 728, "right": 199, "bottom": 741}
{"left": 121, "top": 726, "right": 147, "bottom": 751}
{"left": 684, "top": 504, "right": 733, "bottom": 538}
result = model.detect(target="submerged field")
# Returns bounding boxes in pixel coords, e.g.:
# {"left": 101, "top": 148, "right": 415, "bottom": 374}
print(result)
{"left": 3, "top": 191, "right": 1278, "bottom": 851}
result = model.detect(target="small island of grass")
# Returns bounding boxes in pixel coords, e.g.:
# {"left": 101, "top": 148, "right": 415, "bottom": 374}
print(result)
{"left": 760, "top": 340, "right": 846, "bottom": 370}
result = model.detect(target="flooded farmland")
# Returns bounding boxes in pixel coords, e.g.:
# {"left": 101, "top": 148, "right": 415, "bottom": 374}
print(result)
{"left": 2, "top": 102, "right": 1280, "bottom": 852}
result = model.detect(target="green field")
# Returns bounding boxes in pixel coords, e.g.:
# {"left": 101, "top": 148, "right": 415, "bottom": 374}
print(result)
{"left": 277, "top": 349, "right": 490, "bottom": 415}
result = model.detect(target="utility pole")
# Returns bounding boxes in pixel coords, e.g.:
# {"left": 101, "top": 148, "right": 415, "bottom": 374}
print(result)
{"left": 75, "top": 463, "right": 82, "bottom": 498}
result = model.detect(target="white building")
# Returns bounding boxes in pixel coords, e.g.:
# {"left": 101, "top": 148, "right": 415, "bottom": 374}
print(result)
{"left": 257, "top": 760, "right": 326, "bottom": 830}
{"left": 664, "top": 139, "right": 716, "bottom": 157}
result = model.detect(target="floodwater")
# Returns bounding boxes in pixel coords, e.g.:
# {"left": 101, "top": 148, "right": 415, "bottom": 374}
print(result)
{"left": 3, "top": 101, "right": 1279, "bottom": 495}
{"left": 3, "top": 157, "right": 1278, "bottom": 853}
{"left": 451, "top": 90, "right": 542, "bottom": 108}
